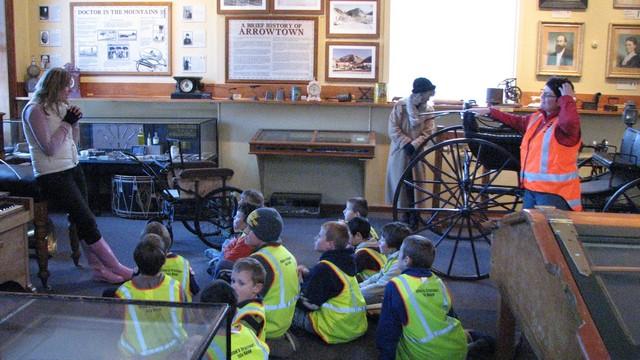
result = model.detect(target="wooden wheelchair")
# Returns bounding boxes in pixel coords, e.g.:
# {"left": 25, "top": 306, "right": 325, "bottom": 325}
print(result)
{"left": 122, "top": 148, "right": 242, "bottom": 249}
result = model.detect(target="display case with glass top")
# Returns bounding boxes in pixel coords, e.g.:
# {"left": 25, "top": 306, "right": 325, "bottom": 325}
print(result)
{"left": 3, "top": 117, "right": 218, "bottom": 164}
{"left": 0, "top": 292, "right": 230, "bottom": 360}
{"left": 249, "top": 129, "right": 375, "bottom": 158}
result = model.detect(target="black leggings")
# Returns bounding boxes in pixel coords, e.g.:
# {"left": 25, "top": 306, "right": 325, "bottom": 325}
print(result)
{"left": 37, "top": 166, "right": 102, "bottom": 244}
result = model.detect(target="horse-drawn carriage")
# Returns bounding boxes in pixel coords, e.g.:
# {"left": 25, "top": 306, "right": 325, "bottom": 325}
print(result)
{"left": 392, "top": 108, "right": 640, "bottom": 280}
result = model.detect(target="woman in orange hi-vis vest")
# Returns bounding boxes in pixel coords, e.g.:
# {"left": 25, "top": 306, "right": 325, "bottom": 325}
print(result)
{"left": 476, "top": 77, "right": 582, "bottom": 211}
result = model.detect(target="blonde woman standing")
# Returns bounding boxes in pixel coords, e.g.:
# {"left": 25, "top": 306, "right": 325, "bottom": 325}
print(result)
{"left": 22, "top": 67, "right": 133, "bottom": 284}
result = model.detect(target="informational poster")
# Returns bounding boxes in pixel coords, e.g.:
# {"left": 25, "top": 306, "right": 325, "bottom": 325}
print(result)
{"left": 71, "top": 3, "right": 172, "bottom": 75}
{"left": 226, "top": 17, "right": 317, "bottom": 82}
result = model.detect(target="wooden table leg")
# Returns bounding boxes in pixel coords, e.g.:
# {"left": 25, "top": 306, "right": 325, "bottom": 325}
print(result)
{"left": 33, "top": 200, "right": 50, "bottom": 290}
{"left": 496, "top": 294, "right": 517, "bottom": 360}
{"left": 67, "top": 215, "right": 81, "bottom": 266}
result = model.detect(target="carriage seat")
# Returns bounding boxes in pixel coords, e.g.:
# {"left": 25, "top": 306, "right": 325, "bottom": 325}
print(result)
{"left": 591, "top": 127, "right": 640, "bottom": 169}
{"left": 582, "top": 127, "right": 640, "bottom": 196}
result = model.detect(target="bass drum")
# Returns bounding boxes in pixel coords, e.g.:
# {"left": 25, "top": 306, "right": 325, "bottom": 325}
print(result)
{"left": 112, "top": 175, "right": 162, "bottom": 219}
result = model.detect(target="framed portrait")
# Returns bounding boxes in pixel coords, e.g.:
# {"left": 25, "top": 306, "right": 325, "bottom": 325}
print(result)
{"left": 613, "top": 0, "right": 640, "bottom": 9}
{"left": 218, "top": 0, "right": 268, "bottom": 14}
{"left": 606, "top": 24, "right": 640, "bottom": 79}
{"left": 536, "top": 22, "right": 584, "bottom": 76}
{"left": 539, "top": 0, "right": 587, "bottom": 9}
{"left": 272, "top": 0, "right": 323, "bottom": 14}
{"left": 325, "top": 42, "right": 378, "bottom": 82}
{"left": 326, "top": 0, "right": 379, "bottom": 38}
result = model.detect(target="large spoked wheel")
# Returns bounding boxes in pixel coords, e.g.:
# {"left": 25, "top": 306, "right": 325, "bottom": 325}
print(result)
{"left": 392, "top": 138, "right": 521, "bottom": 280}
{"left": 603, "top": 178, "right": 640, "bottom": 213}
{"left": 183, "top": 186, "right": 242, "bottom": 248}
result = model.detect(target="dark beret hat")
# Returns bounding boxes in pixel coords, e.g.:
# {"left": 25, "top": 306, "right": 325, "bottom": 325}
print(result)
{"left": 412, "top": 77, "right": 436, "bottom": 94}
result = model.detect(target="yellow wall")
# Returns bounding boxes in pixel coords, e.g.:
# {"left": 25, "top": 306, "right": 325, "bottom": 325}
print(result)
{"left": 15, "top": 0, "right": 390, "bottom": 87}
{"left": 15, "top": 1, "right": 637, "bottom": 94}
{"left": 516, "top": 1, "right": 639, "bottom": 97}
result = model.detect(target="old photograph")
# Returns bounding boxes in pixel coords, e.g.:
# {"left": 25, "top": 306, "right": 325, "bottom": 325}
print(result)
{"left": 97, "top": 30, "right": 117, "bottom": 41}
{"left": 328, "top": 0, "right": 378, "bottom": 37}
{"left": 118, "top": 30, "right": 137, "bottom": 41}
{"left": 326, "top": 42, "right": 377, "bottom": 82}
{"left": 107, "top": 44, "right": 130, "bottom": 60}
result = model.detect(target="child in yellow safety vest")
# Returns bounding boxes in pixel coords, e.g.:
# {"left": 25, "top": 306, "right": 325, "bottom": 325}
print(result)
{"left": 115, "top": 235, "right": 188, "bottom": 359}
{"left": 294, "top": 221, "right": 367, "bottom": 344}
{"left": 347, "top": 216, "right": 386, "bottom": 282}
{"left": 359, "top": 222, "right": 412, "bottom": 305}
{"left": 143, "top": 221, "right": 199, "bottom": 300}
{"left": 231, "top": 258, "right": 267, "bottom": 342}
{"left": 201, "top": 280, "right": 270, "bottom": 360}
{"left": 376, "top": 235, "right": 468, "bottom": 360}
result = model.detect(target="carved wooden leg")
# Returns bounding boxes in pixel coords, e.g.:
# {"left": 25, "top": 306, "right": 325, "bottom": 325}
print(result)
{"left": 67, "top": 215, "right": 81, "bottom": 266}
{"left": 33, "top": 200, "right": 50, "bottom": 290}
{"left": 496, "top": 294, "right": 517, "bottom": 360}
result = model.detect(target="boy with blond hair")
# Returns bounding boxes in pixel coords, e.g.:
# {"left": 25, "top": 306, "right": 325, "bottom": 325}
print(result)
{"left": 294, "top": 221, "right": 367, "bottom": 344}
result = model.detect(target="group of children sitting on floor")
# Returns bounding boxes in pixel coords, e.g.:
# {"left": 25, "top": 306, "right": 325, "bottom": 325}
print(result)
{"left": 113, "top": 192, "right": 482, "bottom": 359}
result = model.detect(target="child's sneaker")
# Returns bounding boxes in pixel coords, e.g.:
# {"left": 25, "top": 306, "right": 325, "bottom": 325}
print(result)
{"left": 204, "top": 248, "right": 221, "bottom": 259}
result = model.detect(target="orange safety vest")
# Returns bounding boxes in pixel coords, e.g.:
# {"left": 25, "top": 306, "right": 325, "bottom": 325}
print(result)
{"left": 520, "top": 112, "right": 582, "bottom": 211}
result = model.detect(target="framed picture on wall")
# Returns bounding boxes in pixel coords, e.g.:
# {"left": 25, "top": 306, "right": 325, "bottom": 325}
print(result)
{"left": 606, "top": 24, "right": 640, "bottom": 78}
{"left": 326, "top": 42, "right": 378, "bottom": 82}
{"left": 539, "top": 0, "right": 587, "bottom": 9}
{"left": 326, "top": 0, "right": 379, "bottom": 38}
{"left": 272, "top": 0, "right": 323, "bottom": 14}
{"left": 536, "top": 22, "right": 584, "bottom": 76}
{"left": 613, "top": 0, "right": 640, "bottom": 9}
{"left": 218, "top": 0, "right": 269, "bottom": 14}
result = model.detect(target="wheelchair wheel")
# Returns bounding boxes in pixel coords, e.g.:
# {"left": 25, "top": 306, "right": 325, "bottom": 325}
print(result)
{"left": 392, "top": 138, "right": 521, "bottom": 280}
{"left": 602, "top": 178, "right": 640, "bottom": 213}
{"left": 183, "top": 186, "right": 242, "bottom": 248}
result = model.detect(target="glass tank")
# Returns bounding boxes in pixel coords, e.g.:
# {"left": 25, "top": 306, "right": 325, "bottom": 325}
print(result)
{"left": 3, "top": 117, "right": 218, "bottom": 163}
{"left": 0, "top": 292, "right": 230, "bottom": 360}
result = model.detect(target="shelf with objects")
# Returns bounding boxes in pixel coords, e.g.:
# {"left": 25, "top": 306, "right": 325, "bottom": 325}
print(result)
{"left": 2, "top": 116, "right": 219, "bottom": 215}
{"left": 0, "top": 292, "right": 231, "bottom": 359}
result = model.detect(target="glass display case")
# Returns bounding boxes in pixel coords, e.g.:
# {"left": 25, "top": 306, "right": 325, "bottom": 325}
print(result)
{"left": 249, "top": 129, "right": 375, "bottom": 158}
{"left": 3, "top": 117, "right": 218, "bottom": 163}
{"left": 0, "top": 292, "right": 230, "bottom": 360}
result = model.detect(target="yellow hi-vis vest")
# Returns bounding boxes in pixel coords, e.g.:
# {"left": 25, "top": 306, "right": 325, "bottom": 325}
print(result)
{"left": 391, "top": 274, "right": 467, "bottom": 360}
{"left": 309, "top": 260, "right": 368, "bottom": 344}
{"left": 162, "top": 254, "right": 192, "bottom": 302}
{"left": 206, "top": 323, "right": 270, "bottom": 360}
{"left": 116, "top": 276, "right": 187, "bottom": 358}
{"left": 355, "top": 246, "right": 387, "bottom": 281}
{"left": 252, "top": 245, "right": 300, "bottom": 339}
{"left": 234, "top": 300, "right": 266, "bottom": 342}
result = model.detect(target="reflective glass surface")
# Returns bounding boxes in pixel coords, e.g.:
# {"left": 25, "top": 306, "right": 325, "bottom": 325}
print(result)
{"left": 0, "top": 293, "right": 229, "bottom": 360}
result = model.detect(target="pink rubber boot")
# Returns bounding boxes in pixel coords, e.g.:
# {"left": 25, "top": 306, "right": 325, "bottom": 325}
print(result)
{"left": 81, "top": 242, "right": 126, "bottom": 284}
{"left": 88, "top": 238, "right": 134, "bottom": 280}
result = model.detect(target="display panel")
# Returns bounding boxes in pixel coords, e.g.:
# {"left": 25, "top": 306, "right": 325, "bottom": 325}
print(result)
{"left": 71, "top": 2, "right": 172, "bottom": 75}
{"left": 226, "top": 17, "right": 317, "bottom": 82}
